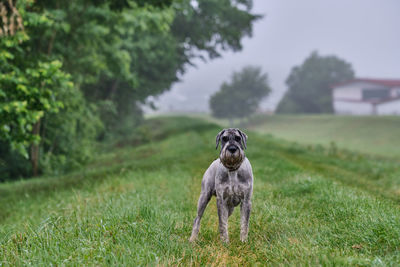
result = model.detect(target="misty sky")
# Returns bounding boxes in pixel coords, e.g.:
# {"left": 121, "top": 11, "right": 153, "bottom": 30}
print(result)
{"left": 150, "top": 0, "right": 400, "bottom": 113}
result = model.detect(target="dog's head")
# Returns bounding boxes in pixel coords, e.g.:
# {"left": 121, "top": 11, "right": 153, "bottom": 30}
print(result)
{"left": 216, "top": 128, "right": 247, "bottom": 170}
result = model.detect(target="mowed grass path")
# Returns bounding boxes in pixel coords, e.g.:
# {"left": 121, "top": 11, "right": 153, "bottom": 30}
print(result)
{"left": 244, "top": 115, "right": 400, "bottom": 158}
{"left": 1, "top": 117, "right": 400, "bottom": 265}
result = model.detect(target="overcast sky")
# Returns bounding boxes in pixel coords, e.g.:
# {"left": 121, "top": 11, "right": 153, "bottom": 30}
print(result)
{"left": 150, "top": 0, "right": 400, "bottom": 113}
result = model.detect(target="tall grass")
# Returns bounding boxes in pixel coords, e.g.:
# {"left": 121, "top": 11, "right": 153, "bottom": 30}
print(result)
{"left": 1, "top": 116, "right": 400, "bottom": 265}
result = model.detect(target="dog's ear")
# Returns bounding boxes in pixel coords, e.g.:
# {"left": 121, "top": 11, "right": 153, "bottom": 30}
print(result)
{"left": 215, "top": 129, "right": 226, "bottom": 149}
{"left": 237, "top": 129, "right": 248, "bottom": 149}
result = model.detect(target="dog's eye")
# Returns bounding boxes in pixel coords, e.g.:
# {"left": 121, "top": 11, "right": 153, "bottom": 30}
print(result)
{"left": 222, "top": 136, "right": 228, "bottom": 142}
{"left": 235, "top": 136, "right": 241, "bottom": 142}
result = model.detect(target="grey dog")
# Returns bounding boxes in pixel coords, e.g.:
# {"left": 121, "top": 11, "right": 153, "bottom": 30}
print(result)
{"left": 189, "top": 128, "right": 253, "bottom": 243}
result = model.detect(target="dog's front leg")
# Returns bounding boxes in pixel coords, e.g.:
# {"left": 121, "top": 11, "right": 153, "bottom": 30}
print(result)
{"left": 190, "top": 191, "right": 212, "bottom": 242}
{"left": 240, "top": 199, "right": 252, "bottom": 242}
{"left": 217, "top": 198, "right": 229, "bottom": 243}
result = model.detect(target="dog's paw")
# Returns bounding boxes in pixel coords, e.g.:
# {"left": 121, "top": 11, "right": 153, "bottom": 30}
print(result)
{"left": 240, "top": 235, "right": 248, "bottom": 243}
{"left": 220, "top": 236, "right": 230, "bottom": 244}
{"left": 189, "top": 236, "right": 197, "bottom": 243}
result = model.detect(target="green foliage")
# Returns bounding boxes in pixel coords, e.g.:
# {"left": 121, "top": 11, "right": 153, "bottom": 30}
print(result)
{"left": 0, "top": 0, "right": 103, "bottom": 178}
{"left": 276, "top": 51, "right": 355, "bottom": 114}
{"left": 0, "top": 141, "right": 31, "bottom": 180}
{"left": 81, "top": 3, "right": 177, "bottom": 133}
{"left": 210, "top": 66, "right": 271, "bottom": 120}
{"left": 1, "top": 0, "right": 260, "bottom": 179}
{"left": 1, "top": 117, "right": 400, "bottom": 265}
{"left": 0, "top": 39, "right": 71, "bottom": 158}
{"left": 172, "top": 0, "right": 261, "bottom": 59}
{"left": 40, "top": 87, "right": 103, "bottom": 175}
{"left": 82, "top": 0, "right": 261, "bottom": 133}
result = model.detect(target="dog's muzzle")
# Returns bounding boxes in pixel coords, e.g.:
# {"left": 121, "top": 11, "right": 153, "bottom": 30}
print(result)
{"left": 220, "top": 144, "right": 244, "bottom": 171}
{"left": 227, "top": 145, "right": 238, "bottom": 154}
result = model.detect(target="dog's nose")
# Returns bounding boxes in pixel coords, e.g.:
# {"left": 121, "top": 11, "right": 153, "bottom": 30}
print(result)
{"left": 227, "top": 145, "right": 238, "bottom": 153}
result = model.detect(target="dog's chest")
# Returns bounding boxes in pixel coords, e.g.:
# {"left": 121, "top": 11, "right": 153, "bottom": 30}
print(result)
{"left": 217, "top": 171, "right": 248, "bottom": 205}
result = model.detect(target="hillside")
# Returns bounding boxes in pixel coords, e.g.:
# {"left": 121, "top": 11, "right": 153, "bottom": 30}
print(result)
{"left": 1, "top": 116, "right": 400, "bottom": 265}
{"left": 244, "top": 115, "right": 400, "bottom": 158}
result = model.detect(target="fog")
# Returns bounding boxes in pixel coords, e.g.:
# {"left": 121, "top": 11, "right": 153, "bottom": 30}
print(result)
{"left": 150, "top": 0, "right": 400, "bottom": 113}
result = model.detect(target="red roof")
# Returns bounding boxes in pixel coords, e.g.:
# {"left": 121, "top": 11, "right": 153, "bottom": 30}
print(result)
{"left": 331, "top": 78, "right": 400, "bottom": 88}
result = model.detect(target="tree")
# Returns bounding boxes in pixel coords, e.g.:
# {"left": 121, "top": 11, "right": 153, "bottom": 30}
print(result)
{"left": 26, "top": 0, "right": 260, "bottom": 127}
{"left": 84, "top": 0, "right": 262, "bottom": 133}
{"left": 0, "top": 0, "right": 76, "bottom": 176}
{"left": 172, "top": 0, "right": 261, "bottom": 60}
{"left": 209, "top": 66, "right": 271, "bottom": 124}
{"left": 1, "top": 0, "right": 177, "bottom": 177}
{"left": 0, "top": 0, "right": 103, "bottom": 178}
{"left": 276, "top": 51, "right": 355, "bottom": 114}
{"left": 0, "top": 0, "right": 260, "bottom": 179}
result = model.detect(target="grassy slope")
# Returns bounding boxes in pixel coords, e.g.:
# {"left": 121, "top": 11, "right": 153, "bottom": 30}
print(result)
{"left": 1, "top": 116, "right": 400, "bottom": 265}
{"left": 244, "top": 115, "right": 400, "bottom": 158}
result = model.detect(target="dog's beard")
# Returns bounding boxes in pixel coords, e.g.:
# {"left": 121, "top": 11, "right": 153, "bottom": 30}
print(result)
{"left": 220, "top": 149, "right": 244, "bottom": 170}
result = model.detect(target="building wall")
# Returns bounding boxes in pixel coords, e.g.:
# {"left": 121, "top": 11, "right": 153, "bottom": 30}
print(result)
{"left": 331, "top": 81, "right": 400, "bottom": 115}
{"left": 333, "top": 85, "right": 362, "bottom": 101}
{"left": 333, "top": 100, "right": 374, "bottom": 115}
{"left": 391, "top": 87, "right": 400, "bottom": 98}
{"left": 332, "top": 81, "right": 385, "bottom": 101}
{"left": 377, "top": 99, "right": 400, "bottom": 115}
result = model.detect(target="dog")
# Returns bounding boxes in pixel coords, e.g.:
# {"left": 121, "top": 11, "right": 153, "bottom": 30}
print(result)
{"left": 189, "top": 128, "right": 253, "bottom": 243}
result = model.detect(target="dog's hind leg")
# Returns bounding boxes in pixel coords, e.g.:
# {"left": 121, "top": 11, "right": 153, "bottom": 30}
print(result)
{"left": 189, "top": 191, "right": 212, "bottom": 242}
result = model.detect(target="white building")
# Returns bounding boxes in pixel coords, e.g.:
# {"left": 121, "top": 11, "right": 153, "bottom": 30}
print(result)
{"left": 332, "top": 78, "right": 400, "bottom": 115}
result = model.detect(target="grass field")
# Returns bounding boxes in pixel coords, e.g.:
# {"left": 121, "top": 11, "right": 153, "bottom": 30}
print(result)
{"left": 1, "top": 116, "right": 400, "bottom": 265}
{"left": 244, "top": 115, "right": 400, "bottom": 158}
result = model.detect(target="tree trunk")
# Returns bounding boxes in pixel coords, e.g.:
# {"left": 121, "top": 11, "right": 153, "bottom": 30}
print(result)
{"left": 108, "top": 80, "right": 119, "bottom": 99}
{"left": 30, "top": 120, "right": 41, "bottom": 176}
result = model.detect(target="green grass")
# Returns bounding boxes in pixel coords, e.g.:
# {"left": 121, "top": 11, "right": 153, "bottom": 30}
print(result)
{"left": 244, "top": 114, "right": 400, "bottom": 158}
{"left": 1, "top": 116, "right": 400, "bottom": 265}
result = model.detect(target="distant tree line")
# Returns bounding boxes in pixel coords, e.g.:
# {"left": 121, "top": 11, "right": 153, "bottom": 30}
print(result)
{"left": 0, "top": 0, "right": 260, "bottom": 180}
{"left": 277, "top": 51, "right": 355, "bottom": 114}
{"left": 209, "top": 66, "right": 271, "bottom": 124}
{"left": 209, "top": 52, "right": 353, "bottom": 123}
